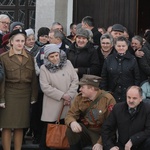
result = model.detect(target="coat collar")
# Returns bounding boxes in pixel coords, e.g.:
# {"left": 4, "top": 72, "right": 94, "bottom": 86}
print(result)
{"left": 9, "top": 48, "right": 29, "bottom": 65}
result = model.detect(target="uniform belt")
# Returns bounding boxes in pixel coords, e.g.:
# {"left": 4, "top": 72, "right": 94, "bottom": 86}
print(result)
{"left": 6, "top": 82, "right": 31, "bottom": 89}
{"left": 88, "top": 124, "right": 101, "bottom": 128}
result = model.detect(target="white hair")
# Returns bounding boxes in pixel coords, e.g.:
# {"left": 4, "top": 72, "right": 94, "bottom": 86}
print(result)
{"left": 0, "top": 14, "right": 10, "bottom": 21}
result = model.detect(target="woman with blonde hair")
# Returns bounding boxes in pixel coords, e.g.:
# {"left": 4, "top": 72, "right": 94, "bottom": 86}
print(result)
{"left": 0, "top": 29, "right": 38, "bottom": 150}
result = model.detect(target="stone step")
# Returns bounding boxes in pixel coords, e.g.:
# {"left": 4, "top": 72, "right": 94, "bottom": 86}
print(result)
{"left": 0, "top": 136, "right": 39, "bottom": 150}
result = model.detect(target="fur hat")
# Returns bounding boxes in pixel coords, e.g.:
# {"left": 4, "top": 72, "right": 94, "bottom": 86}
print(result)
{"left": 44, "top": 44, "right": 60, "bottom": 58}
{"left": 111, "top": 24, "right": 124, "bottom": 33}
{"left": 9, "top": 29, "right": 26, "bottom": 39}
{"left": 76, "top": 28, "right": 89, "bottom": 39}
{"left": 78, "top": 74, "right": 102, "bottom": 87}
{"left": 37, "top": 27, "right": 50, "bottom": 39}
{"left": 10, "top": 21, "right": 24, "bottom": 32}
{"left": 25, "top": 28, "right": 34, "bottom": 37}
{"left": 2, "top": 33, "right": 10, "bottom": 46}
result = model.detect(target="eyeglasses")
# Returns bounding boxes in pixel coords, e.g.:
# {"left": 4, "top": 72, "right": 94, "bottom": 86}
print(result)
{"left": 0, "top": 21, "right": 10, "bottom": 25}
{"left": 101, "top": 42, "right": 111, "bottom": 45}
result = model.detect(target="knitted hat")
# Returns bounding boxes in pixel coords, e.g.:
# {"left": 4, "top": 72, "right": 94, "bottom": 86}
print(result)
{"left": 76, "top": 28, "right": 89, "bottom": 39}
{"left": 2, "top": 33, "right": 11, "bottom": 46}
{"left": 9, "top": 29, "right": 26, "bottom": 39}
{"left": 25, "top": 28, "right": 34, "bottom": 37}
{"left": 78, "top": 74, "right": 102, "bottom": 87}
{"left": 37, "top": 27, "right": 50, "bottom": 38}
{"left": 111, "top": 24, "right": 124, "bottom": 33}
{"left": 44, "top": 44, "right": 60, "bottom": 58}
{"left": 10, "top": 21, "right": 24, "bottom": 32}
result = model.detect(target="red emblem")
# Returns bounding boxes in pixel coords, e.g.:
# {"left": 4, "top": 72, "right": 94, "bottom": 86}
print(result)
{"left": 108, "top": 104, "right": 114, "bottom": 111}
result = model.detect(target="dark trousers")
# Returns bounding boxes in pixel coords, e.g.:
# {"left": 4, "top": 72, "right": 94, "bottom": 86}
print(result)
{"left": 31, "top": 92, "right": 44, "bottom": 141}
{"left": 66, "top": 123, "right": 100, "bottom": 150}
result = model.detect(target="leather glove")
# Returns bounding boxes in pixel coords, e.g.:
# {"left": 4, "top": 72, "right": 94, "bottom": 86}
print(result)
{"left": 0, "top": 103, "right": 5, "bottom": 108}
{"left": 70, "top": 121, "right": 82, "bottom": 133}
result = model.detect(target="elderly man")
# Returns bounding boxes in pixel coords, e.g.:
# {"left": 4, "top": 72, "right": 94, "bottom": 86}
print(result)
{"left": 65, "top": 74, "right": 116, "bottom": 150}
{"left": 102, "top": 86, "right": 150, "bottom": 150}
{"left": 0, "top": 14, "right": 10, "bottom": 48}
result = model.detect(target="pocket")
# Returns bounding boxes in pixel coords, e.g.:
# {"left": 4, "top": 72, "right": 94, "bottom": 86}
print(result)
{"left": 23, "top": 65, "right": 34, "bottom": 80}
{"left": 5, "top": 65, "right": 20, "bottom": 80}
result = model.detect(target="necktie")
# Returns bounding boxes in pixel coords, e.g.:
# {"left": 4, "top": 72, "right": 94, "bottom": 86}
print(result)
{"left": 129, "top": 108, "right": 136, "bottom": 116}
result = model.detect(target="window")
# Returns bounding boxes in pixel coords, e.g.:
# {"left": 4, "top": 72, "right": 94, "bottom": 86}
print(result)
{"left": 0, "top": 0, "right": 36, "bottom": 29}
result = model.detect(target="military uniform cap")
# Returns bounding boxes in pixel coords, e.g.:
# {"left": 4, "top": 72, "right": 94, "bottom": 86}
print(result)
{"left": 78, "top": 74, "right": 102, "bottom": 87}
{"left": 9, "top": 29, "right": 27, "bottom": 39}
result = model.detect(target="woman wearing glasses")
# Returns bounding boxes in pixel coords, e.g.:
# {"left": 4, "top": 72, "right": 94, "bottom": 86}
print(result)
{"left": 97, "top": 33, "right": 114, "bottom": 74}
{"left": 0, "top": 14, "right": 10, "bottom": 48}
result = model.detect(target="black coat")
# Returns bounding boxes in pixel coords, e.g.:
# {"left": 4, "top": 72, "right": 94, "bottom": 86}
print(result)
{"left": 91, "top": 27, "right": 102, "bottom": 46}
{"left": 101, "top": 50, "right": 140, "bottom": 102}
{"left": 0, "top": 63, "right": 4, "bottom": 83}
{"left": 137, "top": 42, "right": 150, "bottom": 82}
{"left": 101, "top": 102, "right": 150, "bottom": 150}
{"left": 67, "top": 42, "right": 101, "bottom": 79}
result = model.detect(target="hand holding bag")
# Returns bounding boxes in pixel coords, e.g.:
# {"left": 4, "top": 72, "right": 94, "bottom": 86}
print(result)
{"left": 46, "top": 105, "right": 70, "bottom": 149}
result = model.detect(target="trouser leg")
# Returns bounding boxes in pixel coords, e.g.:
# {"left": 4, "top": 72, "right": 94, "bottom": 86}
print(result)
{"left": 66, "top": 123, "right": 98, "bottom": 150}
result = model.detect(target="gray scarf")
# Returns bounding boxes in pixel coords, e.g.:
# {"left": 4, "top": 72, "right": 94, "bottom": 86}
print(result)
{"left": 44, "top": 50, "right": 67, "bottom": 73}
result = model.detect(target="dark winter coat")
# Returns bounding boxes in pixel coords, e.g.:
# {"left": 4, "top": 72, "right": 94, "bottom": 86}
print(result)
{"left": 101, "top": 50, "right": 140, "bottom": 102}
{"left": 137, "top": 42, "right": 150, "bottom": 82}
{"left": 67, "top": 42, "right": 101, "bottom": 79}
{"left": 0, "top": 63, "right": 4, "bottom": 83}
{"left": 101, "top": 101, "right": 150, "bottom": 150}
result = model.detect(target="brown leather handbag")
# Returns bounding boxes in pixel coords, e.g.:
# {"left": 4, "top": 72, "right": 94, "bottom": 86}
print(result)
{"left": 46, "top": 105, "right": 70, "bottom": 149}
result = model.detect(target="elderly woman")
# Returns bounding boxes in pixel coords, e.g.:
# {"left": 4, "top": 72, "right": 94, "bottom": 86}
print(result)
{"left": 101, "top": 36, "right": 140, "bottom": 103}
{"left": 0, "top": 29, "right": 38, "bottom": 150}
{"left": 97, "top": 33, "right": 114, "bottom": 74}
{"left": 39, "top": 44, "right": 78, "bottom": 149}
{"left": 67, "top": 28, "right": 101, "bottom": 79}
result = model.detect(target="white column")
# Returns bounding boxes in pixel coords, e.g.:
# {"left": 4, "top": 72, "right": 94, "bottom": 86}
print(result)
{"left": 35, "top": 0, "right": 73, "bottom": 36}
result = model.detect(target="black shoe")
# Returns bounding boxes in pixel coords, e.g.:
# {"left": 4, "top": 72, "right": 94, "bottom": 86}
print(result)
{"left": 32, "top": 137, "right": 40, "bottom": 144}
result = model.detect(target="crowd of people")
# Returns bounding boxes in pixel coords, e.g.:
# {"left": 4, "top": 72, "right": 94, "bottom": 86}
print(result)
{"left": 0, "top": 13, "right": 150, "bottom": 150}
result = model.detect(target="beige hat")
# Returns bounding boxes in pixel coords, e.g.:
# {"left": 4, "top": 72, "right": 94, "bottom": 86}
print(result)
{"left": 78, "top": 74, "right": 102, "bottom": 87}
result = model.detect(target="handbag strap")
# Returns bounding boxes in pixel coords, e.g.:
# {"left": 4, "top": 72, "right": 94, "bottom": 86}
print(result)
{"left": 56, "top": 104, "right": 65, "bottom": 123}
{"left": 84, "top": 91, "right": 107, "bottom": 115}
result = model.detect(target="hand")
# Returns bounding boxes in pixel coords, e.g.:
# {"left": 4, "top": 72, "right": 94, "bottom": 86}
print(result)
{"left": 62, "top": 94, "right": 71, "bottom": 101}
{"left": 31, "top": 101, "right": 36, "bottom": 104}
{"left": 92, "top": 143, "right": 103, "bottom": 150}
{"left": 74, "top": 68, "right": 78, "bottom": 73}
{"left": 0, "top": 103, "right": 5, "bottom": 108}
{"left": 110, "top": 146, "right": 119, "bottom": 150}
{"left": 63, "top": 100, "right": 71, "bottom": 106}
{"left": 125, "top": 139, "right": 132, "bottom": 150}
{"left": 135, "top": 49, "right": 144, "bottom": 58}
{"left": 70, "top": 121, "right": 82, "bottom": 133}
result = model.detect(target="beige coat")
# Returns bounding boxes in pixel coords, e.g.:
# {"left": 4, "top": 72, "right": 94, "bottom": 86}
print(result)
{"left": 40, "top": 60, "right": 78, "bottom": 122}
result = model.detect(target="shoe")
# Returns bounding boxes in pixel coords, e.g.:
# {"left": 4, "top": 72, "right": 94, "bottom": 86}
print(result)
{"left": 32, "top": 137, "right": 40, "bottom": 144}
{"left": 26, "top": 128, "right": 33, "bottom": 137}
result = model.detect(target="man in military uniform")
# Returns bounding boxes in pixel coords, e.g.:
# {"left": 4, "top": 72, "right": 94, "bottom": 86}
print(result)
{"left": 65, "top": 74, "right": 116, "bottom": 150}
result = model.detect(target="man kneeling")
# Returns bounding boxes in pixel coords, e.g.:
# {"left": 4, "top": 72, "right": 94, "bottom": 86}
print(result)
{"left": 65, "top": 74, "right": 116, "bottom": 150}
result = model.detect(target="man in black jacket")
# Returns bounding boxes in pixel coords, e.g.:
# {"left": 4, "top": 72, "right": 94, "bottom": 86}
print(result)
{"left": 101, "top": 86, "right": 150, "bottom": 150}
{"left": 82, "top": 16, "right": 102, "bottom": 48}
